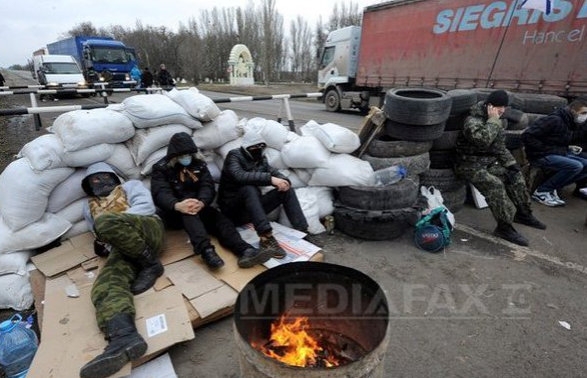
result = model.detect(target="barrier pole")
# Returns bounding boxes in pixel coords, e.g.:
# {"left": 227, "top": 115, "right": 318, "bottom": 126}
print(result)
{"left": 29, "top": 93, "right": 42, "bottom": 130}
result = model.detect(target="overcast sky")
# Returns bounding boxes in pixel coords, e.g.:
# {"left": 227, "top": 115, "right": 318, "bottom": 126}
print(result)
{"left": 0, "top": 0, "right": 377, "bottom": 68}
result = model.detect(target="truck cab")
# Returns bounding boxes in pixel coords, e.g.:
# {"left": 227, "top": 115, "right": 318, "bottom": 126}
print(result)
{"left": 318, "top": 26, "right": 368, "bottom": 112}
{"left": 32, "top": 54, "right": 88, "bottom": 91}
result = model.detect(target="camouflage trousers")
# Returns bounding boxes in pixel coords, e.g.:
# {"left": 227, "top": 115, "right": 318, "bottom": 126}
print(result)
{"left": 455, "top": 162, "right": 531, "bottom": 224}
{"left": 90, "top": 213, "right": 164, "bottom": 330}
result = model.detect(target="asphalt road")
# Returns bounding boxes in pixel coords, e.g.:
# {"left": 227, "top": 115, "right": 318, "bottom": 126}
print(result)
{"left": 2, "top": 70, "right": 587, "bottom": 377}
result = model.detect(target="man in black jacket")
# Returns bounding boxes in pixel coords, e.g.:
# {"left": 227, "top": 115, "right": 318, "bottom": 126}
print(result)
{"left": 522, "top": 98, "right": 587, "bottom": 206}
{"left": 218, "top": 130, "right": 318, "bottom": 258}
{"left": 150, "top": 132, "right": 272, "bottom": 269}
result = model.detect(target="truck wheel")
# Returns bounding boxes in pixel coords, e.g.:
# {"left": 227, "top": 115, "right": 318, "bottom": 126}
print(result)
{"left": 325, "top": 89, "right": 341, "bottom": 112}
{"left": 336, "top": 175, "right": 420, "bottom": 210}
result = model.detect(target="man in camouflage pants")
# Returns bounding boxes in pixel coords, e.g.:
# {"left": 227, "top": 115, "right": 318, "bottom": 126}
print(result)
{"left": 455, "top": 90, "right": 546, "bottom": 246}
{"left": 79, "top": 162, "right": 165, "bottom": 378}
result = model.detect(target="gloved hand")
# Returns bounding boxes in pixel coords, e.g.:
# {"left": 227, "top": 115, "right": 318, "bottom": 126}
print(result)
{"left": 569, "top": 145, "right": 583, "bottom": 155}
{"left": 94, "top": 239, "right": 110, "bottom": 257}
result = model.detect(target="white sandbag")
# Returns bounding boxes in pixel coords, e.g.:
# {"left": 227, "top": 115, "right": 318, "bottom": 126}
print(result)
{"left": 308, "top": 154, "right": 374, "bottom": 187}
{"left": 287, "top": 131, "right": 301, "bottom": 143}
{"left": 140, "top": 147, "right": 167, "bottom": 176}
{"left": 47, "top": 169, "right": 87, "bottom": 213}
{"left": 0, "top": 251, "right": 31, "bottom": 275}
{"left": 265, "top": 147, "right": 287, "bottom": 169}
{"left": 105, "top": 144, "right": 142, "bottom": 180}
{"left": 17, "top": 134, "right": 65, "bottom": 171}
{"left": 281, "top": 136, "right": 331, "bottom": 168}
{"left": 280, "top": 169, "right": 306, "bottom": 188}
{"left": 126, "top": 124, "right": 191, "bottom": 165}
{"left": 278, "top": 189, "right": 325, "bottom": 235}
{"left": 0, "top": 271, "right": 33, "bottom": 311}
{"left": 243, "top": 118, "right": 290, "bottom": 150}
{"left": 121, "top": 94, "right": 202, "bottom": 129}
{"left": 51, "top": 108, "right": 135, "bottom": 152}
{"left": 294, "top": 168, "right": 313, "bottom": 184}
{"left": 0, "top": 213, "right": 71, "bottom": 254}
{"left": 62, "top": 143, "right": 115, "bottom": 167}
{"left": 301, "top": 120, "right": 360, "bottom": 154}
{"left": 216, "top": 137, "right": 242, "bottom": 160}
{"left": 61, "top": 220, "right": 90, "bottom": 241}
{"left": 201, "top": 151, "right": 222, "bottom": 183}
{"left": 193, "top": 110, "right": 242, "bottom": 150}
{"left": 296, "top": 186, "right": 334, "bottom": 218}
{"left": 0, "top": 159, "right": 74, "bottom": 231}
{"left": 165, "top": 87, "right": 221, "bottom": 122}
{"left": 54, "top": 198, "right": 85, "bottom": 224}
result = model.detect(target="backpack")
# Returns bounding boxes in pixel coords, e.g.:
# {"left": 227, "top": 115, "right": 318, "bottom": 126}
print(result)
{"left": 414, "top": 207, "right": 453, "bottom": 252}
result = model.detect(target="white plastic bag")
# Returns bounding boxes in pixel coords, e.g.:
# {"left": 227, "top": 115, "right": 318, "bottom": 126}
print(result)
{"left": 420, "top": 186, "right": 455, "bottom": 227}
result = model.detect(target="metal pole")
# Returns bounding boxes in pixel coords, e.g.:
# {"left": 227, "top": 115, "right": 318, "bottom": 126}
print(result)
{"left": 29, "top": 93, "right": 42, "bottom": 130}
{"left": 282, "top": 97, "right": 295, "bottom": 132}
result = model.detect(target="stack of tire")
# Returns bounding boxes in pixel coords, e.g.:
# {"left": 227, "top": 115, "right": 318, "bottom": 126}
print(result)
{"left": 333, "top": 87, "right": 452, "bottom": 240}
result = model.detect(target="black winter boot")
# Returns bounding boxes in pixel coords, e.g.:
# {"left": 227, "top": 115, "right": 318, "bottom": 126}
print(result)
{"left": 513, "top": 209, "right": 547, "bottom": 230}
{"left": 259, "top": 233, "right": 287, "bottom": 259}
{"left": 80, "top": 313, "right": 147, "bottom": 378}
{"left": 494, "top": 221, "right": 529, "bottom": 246}
{"left": 237, "top": 247, "right": 272, "bottom": 269}
{"left": 130, "top": 248, "right": 164, "bottom": 295}
{"left": 201, "top": 246, "right": 225, "bottom": 270}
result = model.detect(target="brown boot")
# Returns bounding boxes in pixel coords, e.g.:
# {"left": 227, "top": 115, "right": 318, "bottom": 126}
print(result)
{"left": 259, "top": 232, "right": 287, "bottom": 259}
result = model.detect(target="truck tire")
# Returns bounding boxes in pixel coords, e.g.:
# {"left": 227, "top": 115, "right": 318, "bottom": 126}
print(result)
{"left": 324, "top": 89, "right": 341, "bottom": 112}
{"left": 441, "top": 185, "right": 467, "bottom": 213}
{"left": 429, "top": 149, "right": 457, "bottom": 169}
{"left": 367, "top": 134, "right": 433, "bottom": 158}
{"left": 384, "top": 88, "right": 452, "bottom": 125}
{"left": 333, "top": 203, "right": 418, "bottom": 240}
{"left": 432, "top": 130, "right": 460, "bottom": 150}
{"left": 362, "top": 152, "right": 430, "bottom": 175}
{"left": 385, "top": 119, "right": 446, "bottom": 141}
{"left": 447, "top": 89, "right": 477, "bottom": 115}
{"left": 526, "top": 112, "right": 546, "bottom": 126}
{"left": 420, "top": 168, "right": 465, "bottom": 192}
{"left": 444, "top": 114, "right": 467, "bottom": 131}
{"left": 336, "top": 175, "right": 420, "bottom": 210}
{"left": 516, "top": 93, "right": 568, "bottom": 114}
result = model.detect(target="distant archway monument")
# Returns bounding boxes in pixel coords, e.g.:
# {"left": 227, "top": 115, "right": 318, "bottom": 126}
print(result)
{"left": 228, "top": 44, "right": 255, "bottom": 86}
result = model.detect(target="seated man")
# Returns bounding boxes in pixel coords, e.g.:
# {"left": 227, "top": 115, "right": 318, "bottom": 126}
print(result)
{"left": 151, "top": 132, "right": 271, "bottom": 270}
{"left": 522, "top": 98, "right": 587, "bottom": 205}
{"left": 218, "top": 130, "right": 320, "bottom": 257}
{"left": 79, "top": 162, "right": 165, "bottom": 378}
{"left": 454, "top": 90, "right": 545, "bottom": 247}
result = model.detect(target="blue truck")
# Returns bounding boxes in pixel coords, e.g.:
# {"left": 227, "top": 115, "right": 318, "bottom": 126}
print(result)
{"left": 46, "top": 36, "right": 138, "bottom": 88}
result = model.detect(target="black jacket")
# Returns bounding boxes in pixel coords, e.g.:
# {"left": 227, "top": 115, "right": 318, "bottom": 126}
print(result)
{"left": 218, "top": 147, "right": 288, "bottom": 207}
{"left": 522, "top": 107, "right": 586, "bottom": 161}
{"left": 150, "top": 132, "right": 215, "bottom": 212}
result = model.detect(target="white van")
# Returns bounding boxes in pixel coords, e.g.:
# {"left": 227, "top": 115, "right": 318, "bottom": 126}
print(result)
{"left": 32, "top": 54, "right": 87, "bottom": 91}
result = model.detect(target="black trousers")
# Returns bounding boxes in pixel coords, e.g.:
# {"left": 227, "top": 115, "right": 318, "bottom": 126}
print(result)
{"left": 159, "top": 206, "right": 251, "bottom": 256}
{"left": 220, "top": 186, "right": 308, "bottom": 236}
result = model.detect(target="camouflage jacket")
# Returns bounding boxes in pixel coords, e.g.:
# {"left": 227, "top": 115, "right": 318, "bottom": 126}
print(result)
{"left": 455, "top": 101, "right": 516, "bottom": 168}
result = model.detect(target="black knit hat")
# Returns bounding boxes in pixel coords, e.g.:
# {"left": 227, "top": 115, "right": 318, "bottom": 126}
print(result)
{"left": 485, "top": 90, "right": 509, "bottom": 107}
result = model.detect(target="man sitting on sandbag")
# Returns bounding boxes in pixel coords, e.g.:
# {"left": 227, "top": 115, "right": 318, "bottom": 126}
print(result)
{"left": 79, "top": 162, "right": 165, "bottom": 378}
{"left": 218, "top": 130, "right": 322, "bottom": 258}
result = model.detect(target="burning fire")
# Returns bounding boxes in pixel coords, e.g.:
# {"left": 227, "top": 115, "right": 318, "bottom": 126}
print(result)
{"left": 252, "top": 314, "right": 340, "bottom": 368}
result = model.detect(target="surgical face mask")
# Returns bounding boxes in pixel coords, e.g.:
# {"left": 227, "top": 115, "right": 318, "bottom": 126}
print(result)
{"left": 178, "top": 155, "right": 192, "bottom": 167}
{"left": 246, "top": 146, "right": 265, "bottom": 161}
{"left": 576, "top": 113, "right": 587, "bottom": 124}
{"left": 89, "top": 173, "right": 118, "bottom": 197}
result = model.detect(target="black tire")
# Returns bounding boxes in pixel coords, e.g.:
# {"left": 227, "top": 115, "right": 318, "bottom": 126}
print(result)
{"left": 506, "top": 112, "right": 529, "bottom": 131}
{"left": 420, "top": 168, "right": 465, "bottom": 192}
{"left": 503, "top": 107, "right": 524, "bottom": 123}
{"left": 441, "top": 185, "right": 467, "bottom": 213}
{"left": 333, "top": 203, "right": 418, "bottom": 240}
{"left": 526, "top": 112, "right": 546, "bottom": 126}
{"left": 432, "top": 130, "right": 460, "bottom": 150}
{"left": 362, "top": 152, "right": 430, "bottom": 175}
{"left": 384, "top": 87, "right": 453, "bottom": 125}
{"left": 447, "top": 89, "right": 477, "bottom": 115}
{"left": 324, "top": 89, "right": 341, "bottom": 112}
{"left": 367, "top": 134, "right": 433, "bottom": 158}
{"left": 336, "top": 175, "right": 420, "bottom": 210}
{"left": 505, "top": 130, "right": 524, "bottom": 150}
{"left": 429, "top": 149, "right": 457, "bottom": 169}
{"left": 385, "top": 119, "right": 446, "bottom": 142}
{"left": 516, "top": 93, "right": 567, "bottom": 114}
{"left": 444, "top": 114, "right": 468, "bottom": 131}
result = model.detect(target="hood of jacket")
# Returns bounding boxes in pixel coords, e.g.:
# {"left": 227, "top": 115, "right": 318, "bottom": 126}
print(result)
{"left": 166, "top": 132, "right": 198, "bottom": 159}
{"left": 241, "top": 130, "right": 265, "bottom": 149}
{"left": 81, "top": 162, "right": 121, "bottom": 196}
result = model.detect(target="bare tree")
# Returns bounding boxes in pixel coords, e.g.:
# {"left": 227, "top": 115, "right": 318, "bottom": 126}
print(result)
{"left": 328, "top": 1, "right": 363, "bottom": 30}
{"left": 290, "top": 16, "right": 313, "bottom": 82}
{"left": 259, "top": 0, "right": 284, "bottom": 84}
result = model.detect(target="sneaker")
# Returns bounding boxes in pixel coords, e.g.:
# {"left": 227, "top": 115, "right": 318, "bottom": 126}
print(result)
{"left": 303, "top": 233, "right": 323, "bottom": 248}
{"left": 259, "top": 234, "right": 287, "bottom": 259}
{"left": 532, "top": 190, "right": 563, "bottom": 207}
{"left": 573, "top": 187, "right": 587, "bottom": 200}
{"left": 237, "top": 247, "right": 272, "bottom": 269}
{"left": 551, "top": 190, "right": 566, "bottom": 206}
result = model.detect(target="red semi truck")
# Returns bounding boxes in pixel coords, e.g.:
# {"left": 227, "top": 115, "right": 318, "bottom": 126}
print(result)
{"left": 318, "top": 0, "right": 587, "bottom": 112}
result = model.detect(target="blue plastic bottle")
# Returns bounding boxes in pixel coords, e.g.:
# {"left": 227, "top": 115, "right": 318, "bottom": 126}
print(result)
{"left": 0, "top": 314, "right": 39, "bottom": 378}
{"left": 372, "top": 165, "right": 407, "bottom": 186}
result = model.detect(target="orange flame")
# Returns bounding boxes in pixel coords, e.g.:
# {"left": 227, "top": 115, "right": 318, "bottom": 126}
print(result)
{"left": 253, "top": 314, "right": 339, "bottom": 368}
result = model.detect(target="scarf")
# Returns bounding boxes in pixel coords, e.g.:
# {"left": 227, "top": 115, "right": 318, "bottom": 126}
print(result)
{"left": 88, "top": 185, "right": 129, "bottom": 220}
